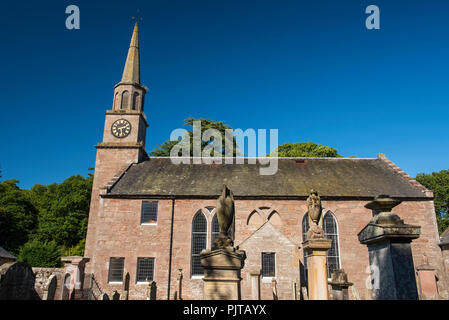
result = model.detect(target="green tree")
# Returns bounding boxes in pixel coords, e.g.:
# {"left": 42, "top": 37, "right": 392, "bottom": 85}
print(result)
{"left": 0, "top": 180, "right": 38, "bottom": 255}
{"left": 416, "top": 170, "right": 449, "bottom": 234}
{"left": 270, "top": 142, "right": 342, "bottom": 158}
{"left": 18, "top": 239, "right": 62, "bottom": 267}
{"left": 150, "top": 117, "right": 238, "bottom": 156}
{"left": 29, "top": 174, "right": 93, "bottom": 250}
{"left": 64, "top": 238, "right": 86, "bottom": 256}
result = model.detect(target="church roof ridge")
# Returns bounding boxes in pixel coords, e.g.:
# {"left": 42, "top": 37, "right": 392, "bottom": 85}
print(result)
{"left": 107, "top": 157, "right": 430, "bottom": 199}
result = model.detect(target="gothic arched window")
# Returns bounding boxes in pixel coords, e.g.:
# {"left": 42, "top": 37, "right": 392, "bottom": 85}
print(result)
{"left": 114, "top": 92, "right": 120, "bottom": 109}
{"left": 121, "top": 91, "right": 129, "bottom": 109}
{"left": 191, "top": 211, "right": 207, "bottom": 276}
{"left": 132, "top": 92, "right": 140, "bottom": 110}
{"left": 211, "top": 214, "right": 219, "bottom": 247}
{"left": 302, "top": 211, "right": 340, "bottom": 280}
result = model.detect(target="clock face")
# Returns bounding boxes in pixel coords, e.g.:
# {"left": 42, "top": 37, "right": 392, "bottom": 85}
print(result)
{"left": 111, "top": 119, "right": 132, "bottom": 138}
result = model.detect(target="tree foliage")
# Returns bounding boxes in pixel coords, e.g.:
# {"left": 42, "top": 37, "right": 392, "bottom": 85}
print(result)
{"left": 0, "top": 180, "right": 38, "bottom": 255}
{"left": 64, "top": 238, "right": 86, "bottom": 256}
{"left": 29, "top": 175, "right": 93, "bottom": 250}
{"left": 0, "top": 174, "right": 92, "bottom": 266}
{"left": 271, "top": 142, "right": 342, "bottom": 158}
{"left": 150, "top": 117, "right": 238, "bottom": 157}
{"left": 18, "top": 239, "right": 62, "bottom": 268}
{"left": 416, "top": 170, "right": 449, "bottom": 234}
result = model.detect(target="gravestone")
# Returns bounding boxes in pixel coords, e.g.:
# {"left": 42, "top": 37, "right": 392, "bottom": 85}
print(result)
{"left": 112, "top": 290, "right": 120, "bottom": 300}
{"left": 174, "top": 269, "right": 183, "bottom": 300}
{"left": 358, "top": 195, "right": 420, "bottom": 300}
{"left": 0, "top": 262, "right": 40, "bottom": 300}
{"left": 120, "top": 272, "right": 130, "bottom": 300}
{"left": 328, "top": 269, "right": 352, "bottom": 300}
{"left": 148, "top": 281, "right": 157, "bottom": 300}
{"left": 44, "top": 275, "right": 57, "bottom": 300}
{"left": 416, "top": 254, "right": 440, "bottom": 300}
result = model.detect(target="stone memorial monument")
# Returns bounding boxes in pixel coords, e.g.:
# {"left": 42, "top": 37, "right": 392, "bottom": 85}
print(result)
{"left": 328, "top": 269, "right": 353, "bottom": 300}
{"left": 120, "top": 272, "right": 130, "bottom": 300}
{"left": 415, "top": 254, "right": 440, "bottom": 300}
{"left": 0, "top": 262, "right": 40, "bottom": 300}
{"left": 200, "top": 185, "right": 246, "bottom": 300}
{"left": 302, "top": 190, "right": 332, "bottom": 300}
{"left": 358, "top": 195, "right": 420, "bottom": 300}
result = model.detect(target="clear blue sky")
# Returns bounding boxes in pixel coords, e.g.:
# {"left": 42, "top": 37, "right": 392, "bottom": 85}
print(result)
{"left": 1, "top": 0, "right": 448, "bottom": 189}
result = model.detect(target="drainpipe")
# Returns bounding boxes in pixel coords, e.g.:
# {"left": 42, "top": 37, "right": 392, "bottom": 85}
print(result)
{"left": 167, "top": 198, "right": 175, "bottom": 299}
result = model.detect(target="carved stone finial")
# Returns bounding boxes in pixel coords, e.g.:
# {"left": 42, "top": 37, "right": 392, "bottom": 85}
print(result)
{"left": 213, "top": 185, "right": 235, "bottom": 249}
{"left": 365, "top": 195, "right": 403, "bottom": 225}
{"left": 306, "top": 190, "right": 325, "bottom": 240}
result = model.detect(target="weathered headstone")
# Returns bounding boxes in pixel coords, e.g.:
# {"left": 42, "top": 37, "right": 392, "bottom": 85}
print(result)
{"left": 0, "top": 262, "right": 40, "bottom": 300}
{"left": 328, "top": 269, "right": 352, "bottom": 300}
{"left": 120, "top": 272, "right": 130, "bottom": 300}
{"left": 416, "top": 254, "right": 440, "bottom": 300}
{"left": 200, "top": 185, "right": 246, "bottom": 300}
{"left": 44, "top": 275, "right": 57, "bottom": 300}
{"left": 271, "top": 278, "right": 278, "bottom": 300}
{"left": 112, "top": 290, "right": 120, "bottom": 300}
{"left": 174, "top": 269, "right": 183, "bottom": 300}
{"left": 358, "top": 195, "right": 420, "bottom": 300}
{"left": 148, "top": 281, "right": 157, "bottom": 300}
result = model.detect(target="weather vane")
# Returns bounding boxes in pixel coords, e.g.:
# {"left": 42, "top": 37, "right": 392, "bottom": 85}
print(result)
{"left": 132, "top": 9, "right": 143, "bottom": 24}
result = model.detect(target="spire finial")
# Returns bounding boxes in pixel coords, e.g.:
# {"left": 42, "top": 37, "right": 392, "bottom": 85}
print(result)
{"left": 132, "top": 9, "right": 143, "bottom": 25}
{"left": 120, "top": 19, "right": 141, "bottom": 84}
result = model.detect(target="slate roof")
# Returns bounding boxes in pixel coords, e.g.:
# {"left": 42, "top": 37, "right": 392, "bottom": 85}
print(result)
{"left": 0, "top": 246, "right": 16, "bottom": 260}
{"left": 441, "top": 227, "right": 449, "bottom": 245}
{"left": 106, "top": 157, "right": 429, "bottom": 199}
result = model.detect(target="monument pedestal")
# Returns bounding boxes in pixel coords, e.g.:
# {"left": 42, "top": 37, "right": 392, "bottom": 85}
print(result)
{"left": 302, "top": 238, "right": 332, "bottom": 300}
{"left": 200, "top": 247, "right": 246, "bottom": 300}
{"left": 358, "top": 196, "right": 420, "bottom": 300}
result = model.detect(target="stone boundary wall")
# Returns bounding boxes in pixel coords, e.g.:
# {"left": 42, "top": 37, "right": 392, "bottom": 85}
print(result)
{"left": 33, "top": 268, "right": 64, "bottom": 300}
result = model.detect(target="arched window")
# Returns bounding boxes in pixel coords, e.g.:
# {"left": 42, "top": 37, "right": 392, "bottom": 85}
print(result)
{"left": 302, "top": 211, "right": 340, "bottom": 280}
{"left": 114, "top": 92, "right": 120, "bottom": 109}
{"left": 132, "top": 92, "right": 140, "bottom": 110}
{"left": 323, "top": 211, "right": 340, "bottom": 277}
{"left": 191, "top": 211, "right": 207, "bottom": 276}
{"left": 121, "top": 91, "right": 129, "bottom": 109}
{"left": 211, "top": 214, "right": 219, "bottom": 247}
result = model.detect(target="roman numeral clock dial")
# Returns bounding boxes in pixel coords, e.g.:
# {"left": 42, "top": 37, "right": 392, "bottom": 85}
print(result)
{"left": 111, "top": 119, "right": 132, "bottom": 138}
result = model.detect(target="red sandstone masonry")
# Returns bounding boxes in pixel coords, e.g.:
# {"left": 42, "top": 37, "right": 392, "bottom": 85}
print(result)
{"left": 85, "top": 196, "right": 446, "bottom": 300}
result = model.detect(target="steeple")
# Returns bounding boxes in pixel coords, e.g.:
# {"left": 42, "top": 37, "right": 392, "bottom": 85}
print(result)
{"left": 112, "top": 22, "right": 147, "bottom": 111}
{"left": 120, "top": 22, "right": 140, "bottom": 84}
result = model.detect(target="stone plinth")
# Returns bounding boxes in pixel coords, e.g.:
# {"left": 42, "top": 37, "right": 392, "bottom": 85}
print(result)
{"left": 200, "top": 248, "right": 246, "bottom": 300}
{"left": 328, "top": 269, "right": 353, "bottom": 300}
{"left": 358, "top": 196, "right": 420, "bottom": 300}
{"left": 302, "top": 238, "right": 332, "bottom": 300}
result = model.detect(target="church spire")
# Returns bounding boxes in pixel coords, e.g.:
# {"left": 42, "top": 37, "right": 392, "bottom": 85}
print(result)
{"left": 120, "top": 22, "right": 140, "bottom": 84}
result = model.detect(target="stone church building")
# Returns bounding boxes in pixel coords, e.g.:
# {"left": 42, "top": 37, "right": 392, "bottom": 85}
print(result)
{"left": 84, "top": 23, "right": 448, "bottom": 300}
